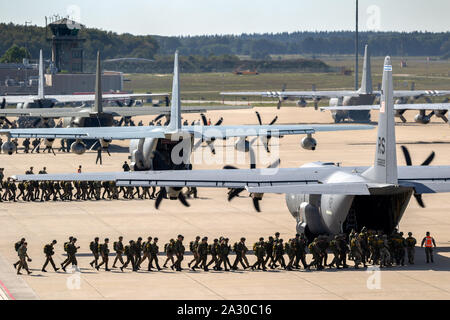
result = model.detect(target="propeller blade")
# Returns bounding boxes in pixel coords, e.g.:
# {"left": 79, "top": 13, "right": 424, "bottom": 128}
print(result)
{"left": 277, "top": 100, "right": 282, "bottom": 110}
{"left": 267, "top": 158, "right": 280, "bottom": 169}
{"left": 228, "top": 188, "right": 244, "bottom": 201}
{"left": 223, "top": 165, "right": 238, "bottom": 170}
{"left": 127, "top": 100, "right": 134, "bottom": 107}
{"left": 249, "top": 147, "right": 256, "bottom": 169}
{"left": 252, "top": 197, "right": 261, "bottom": 212}
{"left": 1, "top": 98, "right": 6, "bottom": 109}
{"left": 401, "top": 146, "right": 412, "bottom": 166}
{"left": 118, "top": 117, "right": 124, "bottom": 126}
{"left": 214, "top": 117, "right": 223, "bottom": 126}
{"left": 193, "top": 139, "right": 203, "bottom": 151}
{"left": 269, "top": 116, "right": 278, "bottom": 125}
{"left": 200, "top": 113, "right": 208, "bottom": 126}
{"left": 116, "top": 100, "right": 123, "bottom": 107}
{"left": 414, "top": 193, "right": 425, "bottom": 208}
{"left": 255, "top": 111, "right": 262, "bottom": 125}
{"left": 421, "top": 151, "right": 435, "bottom": 166}
{"left": 165, "top": 96, "right": 170, "bottom": 106}
{"left": 207, "top": 141, "right": 216, "bottom": 155}
{"left": 155, "top": 188, "right": 167, "bottom": 209}
{"left": 178, "top": 193, "right": 190, "bottom": 207}
{"left": 3, "top": 117, "right": 13, "bottom": 126}
{"left": 154, "top": 114, "right": 165, "bottom": 122}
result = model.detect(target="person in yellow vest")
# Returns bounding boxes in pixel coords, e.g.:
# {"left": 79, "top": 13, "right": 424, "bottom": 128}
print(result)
{"left": 421, "top": 231, "right": 436, "bottom": 263}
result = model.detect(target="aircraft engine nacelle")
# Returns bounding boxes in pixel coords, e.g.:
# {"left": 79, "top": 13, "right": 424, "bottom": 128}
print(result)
{"left": 129, "top": 138, "right": 158, "bottom": 171}
{"left": 301, "top": 134, "right": 317, "bottom": 151}
{"left": 70, "top": 140, "right": 87, "bottom": 155}
{"left": 235, "top": 137, "right": 250, "bottom": 152}
{"left": 296, "top": 99, "right": 307, "bottom": 108}
{"left": 100, "top": 139, "right": 112, "bottom": 148}
{"left": 414, "top": 113, "right": 431, "bottom": 124}
{"left": 44, "top": 138, "right": 55, "bottom": 147}
{"left": 1, "top": 141, "right": 16, "bottom": 155}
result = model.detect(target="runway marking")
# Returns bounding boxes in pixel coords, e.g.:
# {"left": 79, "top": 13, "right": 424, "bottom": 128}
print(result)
{"left": 0, "top": 279, "right": 16, "bottom": 300}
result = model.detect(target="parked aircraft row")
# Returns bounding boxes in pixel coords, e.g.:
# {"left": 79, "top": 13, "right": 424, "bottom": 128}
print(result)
{"left": 9, "top": 57, "right": 450, "bottom": 239}
{"left": 221, "top": 45, "right": 450, "bottom": 124}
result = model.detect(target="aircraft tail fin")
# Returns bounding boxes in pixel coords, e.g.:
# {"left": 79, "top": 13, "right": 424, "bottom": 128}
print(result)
{"left": 167, "top": 51, "right": 181, "bottom": 132}
{"left": 37, "top": 49, "right": 44, "bottom": 99}
{"left": 93, "top": 51, "right": 103, "bottom": 114}
{"left": 358, "top": 44, "right": 373, "bottom": 95}
{"left": 362, "top": 56, "right": 398, "bottom": 184}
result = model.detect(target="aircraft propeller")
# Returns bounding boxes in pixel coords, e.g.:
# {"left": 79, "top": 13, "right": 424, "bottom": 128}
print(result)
{"left": 255, "top": 111, "right": 277, "bottom": 153}
{"left": 192, "top": 113, "right": 224, "bottom": 154}
{"left": 400, "top": 145, "right": 435, "bottom": 208}
{"left": 224, "top": 158, "right": 280, "bottom": 212}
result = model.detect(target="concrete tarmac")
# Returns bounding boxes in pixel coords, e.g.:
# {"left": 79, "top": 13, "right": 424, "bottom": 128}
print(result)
{"left": 0, "top": 106, "right": 450, "bottom": 299}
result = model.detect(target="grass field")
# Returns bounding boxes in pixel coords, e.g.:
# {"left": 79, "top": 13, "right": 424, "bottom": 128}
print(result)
{"left": 124, "top": 55, "right": 450, "bottom": 104}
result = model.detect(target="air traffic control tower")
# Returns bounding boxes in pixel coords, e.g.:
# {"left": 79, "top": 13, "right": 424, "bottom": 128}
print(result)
{"left": 47, "top": 18, "right": 85, "bottom": 73}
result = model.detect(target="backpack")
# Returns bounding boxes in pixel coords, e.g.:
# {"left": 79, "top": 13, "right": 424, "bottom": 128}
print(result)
{"left": 98, "top": 243, "right": 104, "bottom": 253}
{"left": 164, "top": 243, "right": 168, "bottom": 253}
{"left": 113, "top": 241, "right": 118, "bottom": 252}
{"left": 64, "top": 242, "right": 69, "bottom": 252}
{"left": 189, "top": 241, "right": 195, "bottom": 252}
{"left": 124, "top": 245, "right": 130, "bottom": 255}
{"left": 44, "top": 244, "right": 52, "bottom": 255}
{"left": 89, "top": 241, "right": 96, "bottom": 252}
{"left": 15, "top": 241, "right": 21, "bottom": 252}
{"left": 233, "top": 242, "right": 238, "bottom": 253}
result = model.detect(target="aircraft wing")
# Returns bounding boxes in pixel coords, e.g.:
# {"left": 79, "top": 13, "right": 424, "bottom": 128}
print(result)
{"left": 11, "top": 167, "right": 344, "bottom": 188}
{"left": 391, "top": 90, "right": 450, "bottom": 98}
{"left": 0, "top": 105, "right": 252, "bottom": 118}
{"left": 45, "top": 93, "right": 169, "bottom": 104}
{"left": 221, "top": 91, "right": 360, "bottom": 99}
{"left": 320, "top": 103, "right": 450, "bottom": 111}
{"left": 102, "top": 105, "right": 252, "bottom": 117}
{"left": 0, "top": 107, "right": 86, "bottom": 118}
{"left": 0, "top": 93, "right": 169, "bottom": 105}
{"left": 0, "top": 126, "right": 166, "bottom": 140}
{"left": 0, "top": 96, "right": 36, "bottom": 104}
{"left": 185, "top": 124, "right": 374, "bottom": 139}
{"left": 398, "top": 166, "right": 450, "bottom": 194}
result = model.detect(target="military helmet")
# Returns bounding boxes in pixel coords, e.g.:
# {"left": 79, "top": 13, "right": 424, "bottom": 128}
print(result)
{"left": 241, "top": 237, "right": 246, "bottom": 241}
{"left": 154, "top": 237, "right": 158, "bottom": 241}
{"left": 408, "top": 232, "right": 412, "bottom": 236}
{"left": 259, "top": 237, "right": 264, "bottom": 241}
{"left": 275, "top": 232, "right": 280, "bottom": 236}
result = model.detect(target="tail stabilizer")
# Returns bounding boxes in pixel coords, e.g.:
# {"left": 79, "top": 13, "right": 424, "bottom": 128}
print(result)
{"left": 37, "top": 49, "right": 44, "bottom": 99}
{"left": 363, "top": 56, "right": 398, "bottom": 184}
{"left": 358, "top": 44, "right": 373, "bottom": 94}
{"left": 167, "top": 51, "right": 181, "bottom": 132}
{"left": 93, "top": 51, "right": 103, "bottom": 114}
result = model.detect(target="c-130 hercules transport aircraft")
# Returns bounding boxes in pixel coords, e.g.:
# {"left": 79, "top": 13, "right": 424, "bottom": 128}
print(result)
{"left": 11, "top": 57, "right": 447, "bottom": 239}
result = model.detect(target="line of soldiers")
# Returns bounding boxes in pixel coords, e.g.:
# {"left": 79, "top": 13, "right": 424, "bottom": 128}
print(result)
{"left": 0, "top": 166, "right": 198, "bottom": 202}
{"left": 0, "top": 166, "right": 149, "bottom": 202}
{"left": 12, "top": 230, "right": 436, "bottom": 276}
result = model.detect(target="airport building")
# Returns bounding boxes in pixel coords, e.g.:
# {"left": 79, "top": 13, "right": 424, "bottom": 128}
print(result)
{"left": 0, "top": 18, "right": 123, "bottom": 95}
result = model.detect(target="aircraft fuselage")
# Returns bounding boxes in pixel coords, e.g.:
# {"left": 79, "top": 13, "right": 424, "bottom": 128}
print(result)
{"left": 285, "top": 162, "right": 413, "bottom": 239}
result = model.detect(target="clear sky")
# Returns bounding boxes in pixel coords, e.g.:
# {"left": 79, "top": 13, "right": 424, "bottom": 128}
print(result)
{"left": 0, "top": 0, "right": 449, "bottom": 36}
